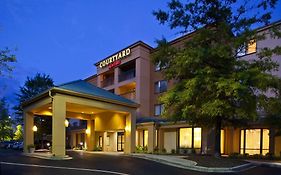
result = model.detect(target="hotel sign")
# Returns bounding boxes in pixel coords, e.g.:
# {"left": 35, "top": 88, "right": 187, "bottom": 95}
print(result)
{"left": 98, "top": 48, "right": 131, "bottom": 68}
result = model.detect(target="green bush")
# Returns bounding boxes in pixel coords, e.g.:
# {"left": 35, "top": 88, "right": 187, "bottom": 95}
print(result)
{"left": 171, "top": 149, "right": 176, "bottom": 154}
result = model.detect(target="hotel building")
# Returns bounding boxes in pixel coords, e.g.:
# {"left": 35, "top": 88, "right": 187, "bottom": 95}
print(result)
{"left": 78, "top": 21, "right": 281, "bottom": 156}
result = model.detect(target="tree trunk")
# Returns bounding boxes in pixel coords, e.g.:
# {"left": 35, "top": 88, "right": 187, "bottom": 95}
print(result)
{"left": 214, "top": 116, "right": 221, "bottom": 157}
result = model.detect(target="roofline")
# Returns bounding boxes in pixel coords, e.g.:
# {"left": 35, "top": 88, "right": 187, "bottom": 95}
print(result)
{"left": 84, "top": 74, "right": 97, "bottom": 81}
{"left": 94, "top": 41, "right": 153, "bottom": 66}
{"left": 22, "top": 87, "right": 139, "bottom": 109}
{"left": 255, "top": 20, "right": 281, "bottom": 32}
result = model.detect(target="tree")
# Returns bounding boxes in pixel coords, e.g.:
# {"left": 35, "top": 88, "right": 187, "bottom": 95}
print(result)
{"left": 0, "top": 98, "right": 14, "bottom": 141}
{"left": 0, "top": 48, "right": 16, "bottom": 77}
{"left": 153, "top": 0, "right": 281, "bottom": 156}
{"left": 14, "top": 73, "right": 54, "bottom": 123}
{"left": 13, "top": 124, "right": 23, "bottom": 141}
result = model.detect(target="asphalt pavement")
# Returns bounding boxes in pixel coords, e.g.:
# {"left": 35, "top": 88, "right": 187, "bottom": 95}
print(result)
{"left": 0, "top": 150, "right": 280, "bottom": 175}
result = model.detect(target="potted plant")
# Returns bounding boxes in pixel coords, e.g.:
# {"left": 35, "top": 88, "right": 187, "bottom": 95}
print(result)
{"left": 27, "top": 144, "right": 35, "bottom": 153}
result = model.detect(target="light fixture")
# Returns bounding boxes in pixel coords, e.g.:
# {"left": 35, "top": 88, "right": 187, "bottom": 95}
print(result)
{"left": 65, "top": 119, "right": 69, "bottom": 127}
{"left": 86, "top": 128, "right": 90, "bottom": 134}
{"left": 80, "top": 142, "right": 83, "bottom": 146}
{"left": 46, "top": 143, "right": 50, "bottom": 147}
{"left": 125, "top": 125, "right": 130, "bottom": 132}
{"left": 32, "top": 125, "right": 38, "bottom": 132}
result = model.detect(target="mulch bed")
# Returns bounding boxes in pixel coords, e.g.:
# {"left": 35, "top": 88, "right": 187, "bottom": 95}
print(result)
{"left": 183, "top": 155, "right": 247, "bottom": 168}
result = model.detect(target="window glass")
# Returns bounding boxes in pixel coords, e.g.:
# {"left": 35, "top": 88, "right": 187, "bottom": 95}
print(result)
{"left": 262, "top": 129, "right": 269, "bottom": 155}
{"left": 144, "top": 130, "right": 148, "bottom": 147}
{"left": 179, "top": 128, "right": 192, "bottom": 148}
{"left": 154, "top": 104, "right": 164, "bottom": 116}
{"left": 193, "top": 128, "right": 201, "bottom": 148}
{"left": 247, "top": 39, "right": 256, "bottom": 54}
{"left": 245, "top": 129, "right": 261, "bottom": 155}
{"left": 240, "top": 130, "right": 244, "bottom": 154}
{"left": 155, "top": 130, "right": 158, "bottom": 147}
{"left": 155, "top": 80, "right": 167, "bottom": 93}
{"left": 221, "top": 129, "right": 225, "bottom": 154}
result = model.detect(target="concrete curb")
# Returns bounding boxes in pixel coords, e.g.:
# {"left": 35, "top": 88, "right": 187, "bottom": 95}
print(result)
{"left": 130, "top": 154, "right": 255, "bottom": 173}
{"left": 246, "top": 160, "right": 281, "bottom": 169}
{"left": 22, "top": 153, "right": 73, "bottom": 160}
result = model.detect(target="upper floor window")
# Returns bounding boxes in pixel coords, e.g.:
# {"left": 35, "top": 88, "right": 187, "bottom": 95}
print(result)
{"left": 154, "top": 104, "right": 164, "bottom": 116}
{"left": 155, "top": 61, "right": 168, "bottom": 71}
{"left": 237, "top": 39, "right": 257, "bottom": 57}
{"left": 154, "top": 80, "right": 167, "bottom": 93}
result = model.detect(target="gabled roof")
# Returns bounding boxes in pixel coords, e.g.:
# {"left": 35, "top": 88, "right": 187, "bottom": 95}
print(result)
{"left": 22, "top": 80, "right": 138, "bottom": 108}
{"left": 56, "top": 80, "right": 137, "bottom": 106}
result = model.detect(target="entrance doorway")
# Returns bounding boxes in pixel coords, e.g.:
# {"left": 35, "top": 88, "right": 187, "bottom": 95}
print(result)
{"left": 117, "top": 132, "right": 124, "bottom": 152}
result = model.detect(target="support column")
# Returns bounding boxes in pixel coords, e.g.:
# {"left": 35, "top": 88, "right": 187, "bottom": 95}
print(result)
{"left": 70, "top": 132, "right": 76, "bottom": 148}
{"left": 52, "top": 95, "right": 66, "bottom": 157}
{"left": 23, "top": 112, "right": 34, "bottom": 153}
{"left": 86, "top": 119, "right": 95, "bottom": 151}
{"left": 158, "top": 129, "right": 164, "bottom": 150}
{"left": 147, "top": 123, "right": 155, "bottom": 153}
{"left": 124, "top": 111, "right": 136, "bottom": 153}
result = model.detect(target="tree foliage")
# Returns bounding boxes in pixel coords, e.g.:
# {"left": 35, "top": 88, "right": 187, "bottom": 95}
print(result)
{"left": 13, "top": 124, "right": 23, "bottom": 141}
{"left": 14, "top": 73, "right": 54, "bottom": 123}
{"left": 153, "top": 0, "right": 281, "bottom": 156}
{"left": 0, "top": 48, "right": 16, "bottom": 77}
{"left": 0, "top": 98, "right": 13, "bottom": 141}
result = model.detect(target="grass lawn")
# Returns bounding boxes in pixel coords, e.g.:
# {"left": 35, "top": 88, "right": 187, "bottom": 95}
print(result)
{"left": 183, "top": 155, "right": 247, "bottom": 168}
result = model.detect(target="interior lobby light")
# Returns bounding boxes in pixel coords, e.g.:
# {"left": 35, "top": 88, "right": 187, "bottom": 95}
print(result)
{"left": 86, "top": 128, "right": 90, "bottom": 134}
{"left": 32, "top": 125, "right": 38, "bottom": 132}
{"left": 65, "top": 119, "right": 69, "bottom": 127}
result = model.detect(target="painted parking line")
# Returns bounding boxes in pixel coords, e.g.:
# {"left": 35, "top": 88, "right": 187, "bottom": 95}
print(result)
{"left": 0, "top": 162, "right": 129, "bottom": 175}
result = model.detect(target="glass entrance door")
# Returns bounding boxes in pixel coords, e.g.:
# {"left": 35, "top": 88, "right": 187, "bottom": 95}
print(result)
{"left": 117, "top": 132, "right": 124, "bottom": 152}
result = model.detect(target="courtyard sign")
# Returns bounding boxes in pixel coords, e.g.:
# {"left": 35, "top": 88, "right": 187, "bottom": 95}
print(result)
{"left": 99, "top": 48, "right": 131, "bottom": 68}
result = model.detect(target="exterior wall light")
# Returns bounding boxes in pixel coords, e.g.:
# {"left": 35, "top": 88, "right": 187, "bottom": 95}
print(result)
{"left": 32, "top": 125, "right": 38, "bottom": 132}
{"left": 86, "top": 128, "right": 90, "bottom": 134}
{"left": 125, "top": 125, "right": 130, "bottom": 132}
{"left": 65, "top": 119, "right": 69, "bottom": 127}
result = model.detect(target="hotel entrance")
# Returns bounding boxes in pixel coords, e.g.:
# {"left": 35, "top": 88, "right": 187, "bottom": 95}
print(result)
{"left": 117, "top": 132, "right": 125, "bottom": 151}
{"left": 22, "top": 80, "right": 138, "bottom": 158}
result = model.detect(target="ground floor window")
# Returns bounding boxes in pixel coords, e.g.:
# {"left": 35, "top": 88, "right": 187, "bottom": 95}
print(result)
{"left": 98, "top": 136, "right": 103, "bottom": 148}
{"left": 144, "top": 130, "right": 148, "bottom": 147}
{"left": 179, "top": 127, "right": 201, "bottom": 150}
{"left": 221, "top": 129, "right": 225, "bottom": 154}
{"left": 117, "top": 132, "right": 124, "bottom": 152}
{"left": 240, "top": 129, "right": 269, "bottom": 155}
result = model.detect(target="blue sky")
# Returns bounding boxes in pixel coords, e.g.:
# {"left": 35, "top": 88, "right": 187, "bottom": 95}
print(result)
{"left": 0, "top": 0, "right": 281, "bottom": 110}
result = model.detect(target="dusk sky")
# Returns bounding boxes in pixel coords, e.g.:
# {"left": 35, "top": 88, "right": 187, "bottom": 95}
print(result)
{"left": 0, "top": 0, "right": 281, "bottom": 110}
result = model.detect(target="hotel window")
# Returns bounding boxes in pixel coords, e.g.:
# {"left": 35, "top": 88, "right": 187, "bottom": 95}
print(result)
{"left": 154, "top": 104, "right": 164, "bottom": 116}
{"left": 179, "top": 127, "right": 202, "bottom": 149}
{"left": 240, "top": 129, "right": 269, "bottom": 155}
{"left": 221, "top": 129, "right": 225, "bottom": 154}
{"left": 155, "top": 61, "right": 168, "bottom": 71}
{"left": 237, "top": 39, "right": 257, "bottom": 56}
{"left": 98, "top": 136, "right": 103, "bottom": 148}
{"left": 143, "top": 130, "right": 148, "bottom": 147}
{"left": 155, "top": 80, "right": 168, "bottom": 93}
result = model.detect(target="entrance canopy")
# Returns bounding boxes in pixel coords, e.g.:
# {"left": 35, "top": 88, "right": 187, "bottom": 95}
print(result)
{"left": 22, "top": 80, "right": 138, "bottom": 157}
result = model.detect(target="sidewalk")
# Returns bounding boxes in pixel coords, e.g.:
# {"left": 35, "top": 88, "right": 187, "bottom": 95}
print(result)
{"left": 245, "top": 160, "right": 281, "bottom": 168}
{"left": 23, "top": 152, "right": 73, "bottom": 160}
{"left": 130, "top": 154, "right": 255, "bottom": 173}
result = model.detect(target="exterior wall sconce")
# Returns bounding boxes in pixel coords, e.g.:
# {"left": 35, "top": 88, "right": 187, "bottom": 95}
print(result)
{"left": 65, "top": 119, "right": 69, "bottom": 127}
{"left": 32, "top": 125, "right": 38, "bottom": 132}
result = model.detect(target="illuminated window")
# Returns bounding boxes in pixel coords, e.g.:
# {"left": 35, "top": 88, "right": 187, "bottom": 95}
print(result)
{"left": 179, "top": 127, "right": 201, "bottom": 149}
{"left": 247, "top": 39, "right": 256, "bottom": 54}
{"left": 154, "top": 104, "right": 164, "bottom": 116}
{"left": 179, "top": 128, "right": 192, "bottom": 148}
{"left": 155, "top": 80, "right": 168, "bottom": 93}
{"left": 237, "top": 39, "right": 257, "bottom": 56}
{"left": 221, "top": 129, "right": 225, "bottom": 154}
{"left": 155, "top": 130, "right": 158, "bottom": 147}
{"left": 144, "top": 130, "right": 148, "bottom": 147}
{"left": 240, "top": 129, "right": 269, "bottom": 155}
{"left": 98, "top": 136, "right": 103, "bottom": 147}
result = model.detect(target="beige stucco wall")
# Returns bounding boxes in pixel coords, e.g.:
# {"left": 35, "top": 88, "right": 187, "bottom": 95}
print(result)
{"left": 94, "top": 112, "right": 126, "bottom": 131}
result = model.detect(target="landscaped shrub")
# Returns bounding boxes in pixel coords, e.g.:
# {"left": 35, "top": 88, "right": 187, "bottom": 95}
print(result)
{"left": 171, "top": 149, "right": 176, "bottom": 154}
{"left": 153, "top": 146, "right": 159, "bottom": 154}
{"left": 161, "top": 148, "right": 166, "bottom": 154}
{"left": 136, "top": 145, "right": 148, "bottom": 153}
